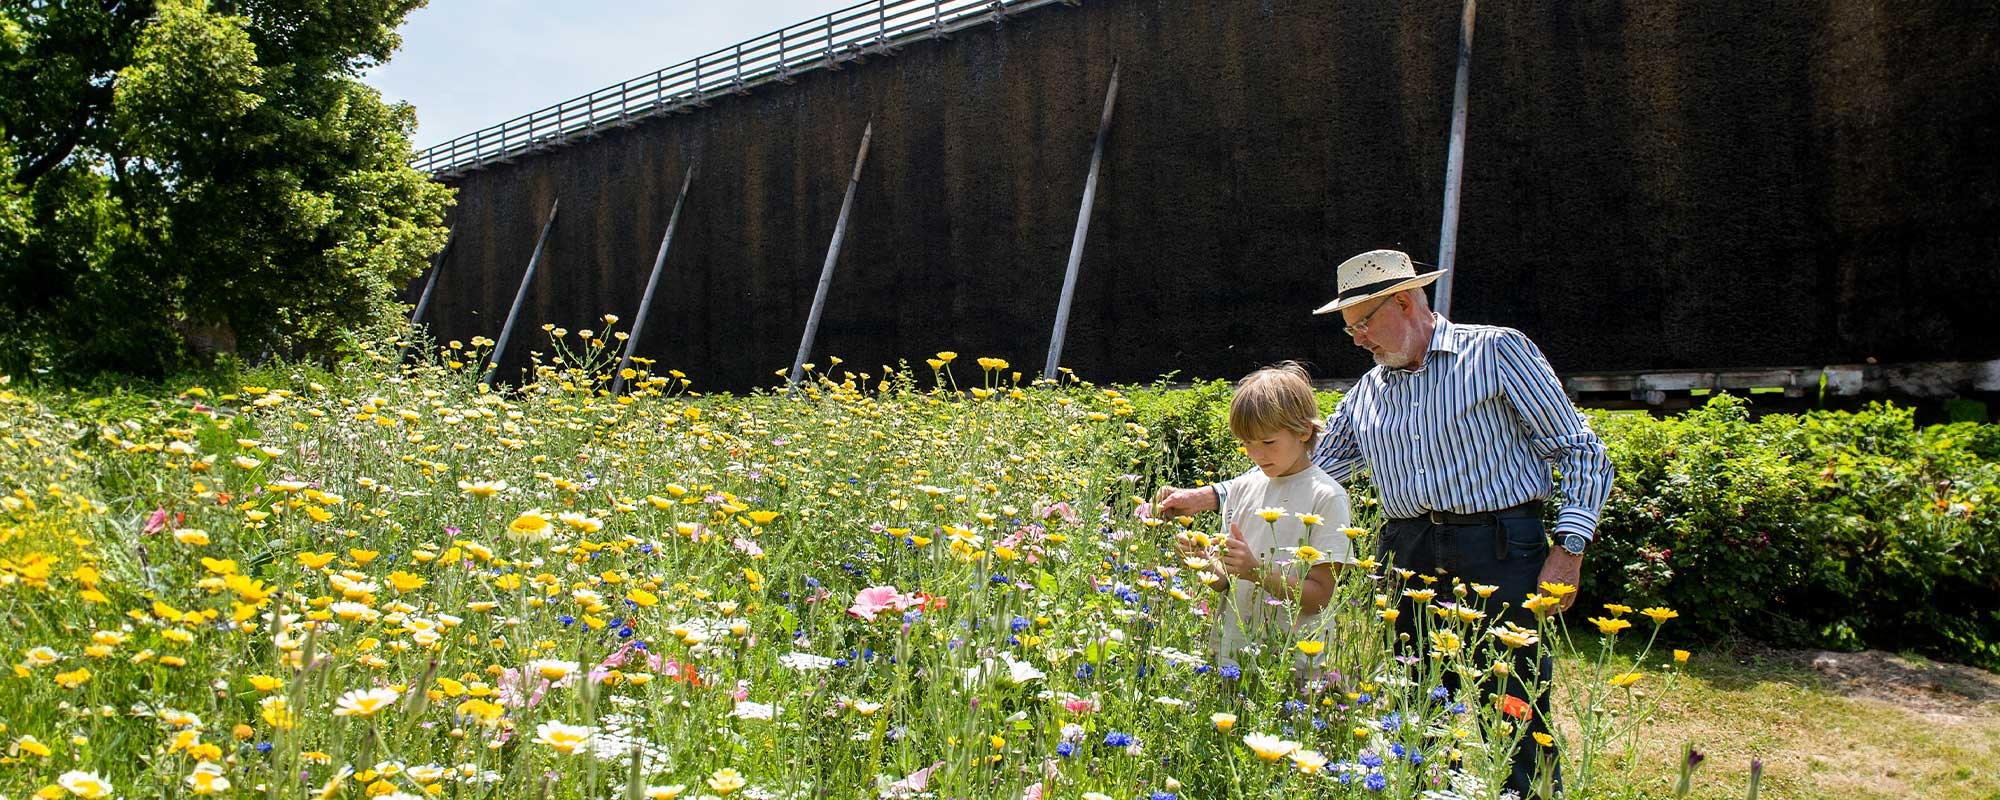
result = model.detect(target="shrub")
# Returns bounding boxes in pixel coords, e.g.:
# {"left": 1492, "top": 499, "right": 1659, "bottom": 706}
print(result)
{"left": 1127, "top": 391, "right": 2000, "bottom": 668}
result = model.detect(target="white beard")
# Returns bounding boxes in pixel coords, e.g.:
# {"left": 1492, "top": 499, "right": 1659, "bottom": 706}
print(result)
{"left": 1373, "top": 350, "right": 1412, "bottom": 369}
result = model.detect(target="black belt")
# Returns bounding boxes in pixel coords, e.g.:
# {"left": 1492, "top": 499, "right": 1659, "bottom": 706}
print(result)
{"left": 1397, "top": 500, "right": 1543, "bottom": 526}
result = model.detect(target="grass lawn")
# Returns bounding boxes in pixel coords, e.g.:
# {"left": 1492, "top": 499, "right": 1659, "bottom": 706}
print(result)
{"left": 1560, "top": 641, "right": 2000, "bottom": 799}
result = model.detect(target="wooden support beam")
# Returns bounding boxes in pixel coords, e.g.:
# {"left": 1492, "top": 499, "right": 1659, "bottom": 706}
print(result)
{"left": 1044, "top": 61, "right": 1120, "bottom": 380}
{"left": 483, "top": 198, "right": 560, "bottom": 387}
{"left": 788, "top": 121, "right": 874, "bottom": 390}
{"left": 612, "top": 166, "right": 695, "bottom": 395}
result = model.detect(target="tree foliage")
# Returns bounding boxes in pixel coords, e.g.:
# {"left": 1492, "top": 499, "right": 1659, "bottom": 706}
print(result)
{"left": 0, "top": 0, "right": 452, "bottom": 377}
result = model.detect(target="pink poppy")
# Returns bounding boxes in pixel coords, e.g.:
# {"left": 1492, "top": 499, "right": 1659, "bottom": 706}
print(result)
{"left": 848, "top": 585, "right": 915, "bottom": 621}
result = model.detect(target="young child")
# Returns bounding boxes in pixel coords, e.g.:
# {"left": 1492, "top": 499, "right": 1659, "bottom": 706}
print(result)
{"left": 1177, "top": 361, "right": 1354, "bottom": 670}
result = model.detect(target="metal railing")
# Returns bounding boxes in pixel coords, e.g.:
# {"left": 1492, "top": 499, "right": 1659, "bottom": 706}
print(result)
{"left": 412, "top": 0, "right": 1079, "bottom": 176}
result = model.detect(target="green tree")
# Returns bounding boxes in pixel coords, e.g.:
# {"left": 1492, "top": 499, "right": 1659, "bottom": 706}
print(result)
{"left": 0, "top": 0, "right": 452, "bottom": 378}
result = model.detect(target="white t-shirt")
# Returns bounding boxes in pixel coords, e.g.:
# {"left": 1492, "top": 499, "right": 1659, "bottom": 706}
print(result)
{"left": 1210, "top": 463, "right": 1353, "bottom": 668}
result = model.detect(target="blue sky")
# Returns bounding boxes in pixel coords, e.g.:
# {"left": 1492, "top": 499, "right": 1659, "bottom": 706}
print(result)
{"left": 363, "top": 0, "right": 861, "bottom": 150}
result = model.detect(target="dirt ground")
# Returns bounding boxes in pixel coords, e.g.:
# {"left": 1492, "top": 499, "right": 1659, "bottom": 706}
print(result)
{"left": 1799, "top": 647, "right": 2000, "bottom": 723}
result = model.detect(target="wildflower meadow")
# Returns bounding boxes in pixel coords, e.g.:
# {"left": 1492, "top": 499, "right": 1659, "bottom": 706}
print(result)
{"left": 0, "top": 321, "right": 1697, "bottom": 800}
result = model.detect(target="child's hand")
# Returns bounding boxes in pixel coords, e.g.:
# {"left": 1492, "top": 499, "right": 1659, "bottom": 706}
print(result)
{"left": 1219, "top": 522, "right": 1262, "bottom": 579}
{"left": 1153, "top": 485, "right": 1218, "bottom": 516}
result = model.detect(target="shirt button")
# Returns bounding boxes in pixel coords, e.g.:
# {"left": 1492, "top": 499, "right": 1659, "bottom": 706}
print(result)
{"left": 1411, "top": 434, "right": 1420, "bottom": 442}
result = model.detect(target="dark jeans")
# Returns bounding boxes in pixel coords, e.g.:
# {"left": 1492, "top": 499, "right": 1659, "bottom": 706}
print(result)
{"left": 1379, "top": 510, "right": 1561, "bottom": 798}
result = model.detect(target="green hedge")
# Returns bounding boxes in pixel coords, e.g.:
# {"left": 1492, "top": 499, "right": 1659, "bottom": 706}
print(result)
{"left": 1128, "top": 386, "right": 2000, "bottom": 669}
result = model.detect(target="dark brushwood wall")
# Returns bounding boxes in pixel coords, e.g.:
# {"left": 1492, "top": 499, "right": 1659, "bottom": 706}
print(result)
{"left": 418, "top": 0, "right": 2000, "bottom": 392}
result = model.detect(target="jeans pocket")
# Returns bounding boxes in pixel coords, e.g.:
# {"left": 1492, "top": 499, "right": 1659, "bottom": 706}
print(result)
{"left": 1499, "top": 516, "right": 1547, "bottom": 561}
{"left": 1376, "top": 521, "right": 1418, "bottom": 568}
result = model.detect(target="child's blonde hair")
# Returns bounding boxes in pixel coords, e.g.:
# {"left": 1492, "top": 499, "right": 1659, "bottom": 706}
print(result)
{"left": 1228, "top": 361, "right": 1325, "bottom": 442}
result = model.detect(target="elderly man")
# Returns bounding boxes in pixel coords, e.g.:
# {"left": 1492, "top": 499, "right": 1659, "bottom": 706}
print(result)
{"left": 1155, "top": 248, "right": 1613, "bottom": 798}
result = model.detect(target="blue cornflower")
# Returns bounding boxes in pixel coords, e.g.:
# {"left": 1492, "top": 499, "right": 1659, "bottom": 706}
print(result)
{"left": 804, "top": 576, "right": 821, "bottom": 588}
{"left": 1364, "top": 773, "right": 1387, "bottom": 791}
{"left": 1103, "top": 731, "right": 1134, "bottom": 747}
{"left": 1075, "top": 664, "right": 1095, "bottom": 679}
{"left": 1430, "top": 686, "right": 1451, "bottom": 700}
{"left": 254, "top": 741, "right": 272, "bottom": 753}
{"left": 1390, "top": 743, "right": 1406, "bottom": 759}
{"left": 1357, "top": 692, "right": 1373, "bottom": 705}
{"left": 1148, "top": 793, "right": 1176, "bottom": 800}
{"left": 1220, "top": 665, "right": 1242, "bottom": 680}
{"left": 1449, "top": 702, "right": 1467, "bottom": 715}
{"left": 1359, "top": 752, "right": 1384, "bottom": 769}
{"left": 1380, "top": 712, "right": 1404, "bottom": 733}
{"left": 558, "top": 615, "right": 576, "bottom": 627}
{"left": 1409, "top": 752, "right": 1425, "bottom": 766}
{"left": 1011, "top": 616, "right": 1031, "bottom": 632}
{"left": 618, "top": 626, "right": 634, "bottom": 639}
{"left": 1056, "top": 741, "right": 1077, "bottom": 757}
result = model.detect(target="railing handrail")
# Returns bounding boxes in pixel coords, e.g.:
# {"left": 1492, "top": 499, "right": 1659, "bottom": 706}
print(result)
{"left": 412, "top": 0, "right": 1077, "bottom": 177}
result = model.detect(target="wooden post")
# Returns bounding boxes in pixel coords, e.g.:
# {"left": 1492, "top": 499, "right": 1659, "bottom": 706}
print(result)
{"left": 1044, "top": 61, "right": 1120, "bottom": 380}
{"left": 483, "top": 198, "right": 560, "bottom": 387}
{"left": 400, "top": 231, "right": 454, "bottom": 361}
{"left": 1433, "top": 0, "right": 1477, "bottom": 317}
{"left": 788, "top": 121, "right": 874, "bottom": 390}
{"left": 612, "top": 166, "right": 695, "bottom": 395}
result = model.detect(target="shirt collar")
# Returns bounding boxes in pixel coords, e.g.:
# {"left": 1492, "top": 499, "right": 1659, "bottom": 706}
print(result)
{"left": 1376, "top": 314, "right": 1459, "bottom": 380}
{"left": 1426, "top": 314, "right": 1462, "bottom": 356}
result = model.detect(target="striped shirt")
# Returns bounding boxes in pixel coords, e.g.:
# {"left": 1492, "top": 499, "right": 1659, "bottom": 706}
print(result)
{"left": 1217, "top": 315, "right": 1614, "bottom": 540}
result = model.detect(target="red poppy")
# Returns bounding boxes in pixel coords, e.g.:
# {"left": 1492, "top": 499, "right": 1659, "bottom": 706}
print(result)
{"left": 1499, "top": 694, "right": 1534, "bottom": 721}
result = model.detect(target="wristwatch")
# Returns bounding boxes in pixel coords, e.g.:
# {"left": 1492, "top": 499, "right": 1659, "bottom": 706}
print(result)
{"left": 1560, "top": 533, "right": 1590, "bottom": 555}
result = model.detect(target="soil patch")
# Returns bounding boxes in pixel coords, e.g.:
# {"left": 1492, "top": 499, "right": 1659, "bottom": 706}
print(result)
{"left": 1796, "top": 647, "right": 2000, "bottom": 721}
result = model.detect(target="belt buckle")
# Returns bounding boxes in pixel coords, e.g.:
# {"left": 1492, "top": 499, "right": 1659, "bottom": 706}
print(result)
{"left": 1425, "top": 509, "right": 1445, "bottom": 524}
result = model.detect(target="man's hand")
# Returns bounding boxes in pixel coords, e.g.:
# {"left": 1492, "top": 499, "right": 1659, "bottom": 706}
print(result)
{"left": 1536, "top": 550, "right": 1584, "bottom": 612}
{"left": 1218, "top": 523, "right": 1261, "bottom": 579}
{"left": 1152, "top": 485, "right": 1219, "bottom": 516}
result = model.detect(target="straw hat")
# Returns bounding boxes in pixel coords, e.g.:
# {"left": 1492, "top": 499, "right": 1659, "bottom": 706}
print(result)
{"left": 1311, "top": 249, "right": 1448, "bottom": 315}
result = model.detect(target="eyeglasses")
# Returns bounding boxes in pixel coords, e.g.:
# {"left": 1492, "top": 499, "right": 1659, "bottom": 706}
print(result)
{"left": 1342, "top": 297, "right": 1394, "bottom": 337}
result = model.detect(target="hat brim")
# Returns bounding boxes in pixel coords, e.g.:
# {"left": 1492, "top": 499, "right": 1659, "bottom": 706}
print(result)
{"left": 1310, "top": 270, "right": 1447, "bottom": 315}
